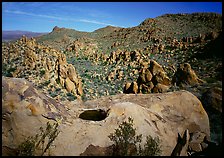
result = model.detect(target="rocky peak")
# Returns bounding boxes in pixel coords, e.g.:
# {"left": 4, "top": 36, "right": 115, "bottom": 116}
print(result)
{"left": 52, "top": 26, "right": 61, "bottom": 32}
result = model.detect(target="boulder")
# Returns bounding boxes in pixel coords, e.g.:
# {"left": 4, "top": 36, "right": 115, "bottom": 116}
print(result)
{"left": 58, "top": 64, "right": 68, "bottom": 79}
{"left": 152, "top": 83, "right": 170, "bottom": 93}
{"left": 172, "top": 63, "right": 204, "bottom": 86}
{"left": 123, "top": 82, "right": 138, "bottom": 94}
{"left": 2, "top": 77, "right": 68, "bottom": 155}
{"left": 65, "top": 77, "right": 75, "bottom": 93}
{"left": 135, "top": 60, "right": 170, "bottom": 94}
{"left": 149, "top": 60, "right": 165, "bottom": 76}
{"left": 2, "top": 77, "right": 210, "bottom": 156}
{"left": 67, "top": 64, "right": 78, "bottom": 83}
{"left": 140, "top": 82, "right": 154, "bottom": 94}
{"left": 76, "top": 80, "right": 83, "bottom": 96}
{"left": 152, "top": 71, "right": 171, "bottom": 86}
{"left": 123, "top": 82, "right": 132, "bottom": 94}
{"left": 201, "top": 87, "right": 222, "bottom": 113}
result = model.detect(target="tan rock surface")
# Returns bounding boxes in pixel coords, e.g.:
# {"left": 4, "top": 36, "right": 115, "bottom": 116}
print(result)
{"left": 2, "top": 77, "right": 210, "bottom": 156}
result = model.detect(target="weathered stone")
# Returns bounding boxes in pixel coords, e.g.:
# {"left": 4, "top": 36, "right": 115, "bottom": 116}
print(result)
{"left": 123, "top": 82, "right": 132, "bottom": 94}
{"left": 67, "top": 64, "right": 78, "bottom": 83}
{"left": 145, "top": 69, "right": 153, "bottom": 82}
{"left": 152, "top": 83, "right": 170, "bottom": 93}
{"left": 65, "top": 77, "right": 75, "bottom": 93}
{"left": 59, "top": 64, "right": 68, "bottom": 79}
{"left": 76, "top": 80, "right": 83, "bottom": 96}
{"left": 131, "top": 81, "right": 138, "bottom": 94}
{"left": 59, "top": 76, "right": 65, "bottom": 86}
{"left": 172, "top": 63, "right": 204, "bottom": 86}
{"left": 80, "top": 144, "right": 113, "bottom": 156}
{"left": 2, "top": 78, "right": 210, "bottom": 156}
{"left": 149, "top": 60, "right": 164, "bottom": 76}
{"left": 152, "top": 71, "right": 171, "bottom": 86}
{"left": 201, "top": 87, "right": 222, "bottom": 113}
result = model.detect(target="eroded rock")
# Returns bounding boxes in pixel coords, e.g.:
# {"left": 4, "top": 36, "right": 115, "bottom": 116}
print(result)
{"left": 2, "top": 78, "right": 210, "bottom": 156}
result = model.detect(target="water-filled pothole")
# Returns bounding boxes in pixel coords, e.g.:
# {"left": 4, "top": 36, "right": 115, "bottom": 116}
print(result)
{"left": 79, "top": 109, "right": 108, "bottom": 121}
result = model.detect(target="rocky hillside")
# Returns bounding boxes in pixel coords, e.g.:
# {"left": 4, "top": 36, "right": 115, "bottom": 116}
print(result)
{"left": 2, "top": 12, "right": 222, "bottom": 156}
{"left": 2, "top": 36, "right": 83, "bottom": 101}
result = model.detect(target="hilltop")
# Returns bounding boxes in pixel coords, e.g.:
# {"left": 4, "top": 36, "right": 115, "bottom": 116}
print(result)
{"left": 35, "top": 12, "right": 221, "bottom": 52}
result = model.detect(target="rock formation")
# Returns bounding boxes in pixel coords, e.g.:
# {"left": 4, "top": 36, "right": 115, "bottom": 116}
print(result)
{"left": 172, "top": 63, "right": 204, "bottom": 86}
{"left": 2, "top": 77, "right": 210, "bottom": 156}
{"left": 2, "top": 36, "right": 83, "bottom": 99}
{"left": 124, "top": 60, "right": 171, "bottom": 94}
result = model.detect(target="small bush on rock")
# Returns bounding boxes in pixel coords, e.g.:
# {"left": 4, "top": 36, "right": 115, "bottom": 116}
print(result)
{"left": 17, "top": 122, "right": 60, "bottom": 156}
{"left": 108, "top": 117, "right": 161, "bottom": 156}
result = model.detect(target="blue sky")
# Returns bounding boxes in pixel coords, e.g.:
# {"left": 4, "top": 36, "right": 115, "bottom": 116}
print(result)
{"left": 2, "top": 2, "right": 222, "bottom": 32}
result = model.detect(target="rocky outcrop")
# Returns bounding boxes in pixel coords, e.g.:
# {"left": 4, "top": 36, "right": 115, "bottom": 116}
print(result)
{"left": 172, "top": 63, "right": 204, "bottom": 86}
{"left": 55, "top": 57, "right": 83, "bottom": 96}
{"left": 2, "top": 36, "right": 83, "bottom": 99}
{"left": 2, "top": 77, "right": 69, "bottom": 155}
{"left": 2, "top": 77, "right": 210, "bottom": 156}
{"left": 124, "top": 60, "right": 171, "bottom": 94}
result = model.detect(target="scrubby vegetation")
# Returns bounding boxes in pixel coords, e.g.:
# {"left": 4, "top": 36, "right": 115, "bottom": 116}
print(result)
{"left": 108, "top": 117, "right": 161, "bottom": 156}
{"left": 17, "top": 122, "right": 60, "bottom": 156}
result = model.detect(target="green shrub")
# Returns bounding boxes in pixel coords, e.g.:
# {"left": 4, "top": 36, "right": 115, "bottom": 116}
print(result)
{"left": 138, "top": 135, "right": 161, "bottom": 156}
{"left": 17, "top": 122, "right": 60, "bottom": 156}
{"left": 40, "top": 69, "right": 46, "bottom": 77}
{"left": 108, "top": 117, "right": 161, "bottom": 156}
{"left": 67, "top": 92, "right": 77, "bottom": 101}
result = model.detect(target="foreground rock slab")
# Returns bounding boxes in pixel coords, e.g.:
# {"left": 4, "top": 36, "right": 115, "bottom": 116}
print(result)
{"left": 2, "top": 77, "right": 210, "bottom": 156}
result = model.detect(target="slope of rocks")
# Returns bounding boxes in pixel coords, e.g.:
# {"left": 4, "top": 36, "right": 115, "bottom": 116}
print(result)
{"left": 2, "top": 35, "right": 83, "bottom": 101}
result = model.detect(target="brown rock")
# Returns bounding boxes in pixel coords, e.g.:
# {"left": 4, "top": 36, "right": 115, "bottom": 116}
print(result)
{"left": 131, "top": 82, "right": 138, "bottom": 94}
{"left": 141, "top": 82, "right": 154, "bottom": 94}
{"left": 188, "top": 131, "right": 206, "bottom": 152}
{"left": 145, "top": 69, "right": 153, "bottom": 82}
{"left": 149, "top": 60, "right": 164, "bottom": 76}
{"left": 80, "top": 144, "right": 113, "bottom": 156}
{"left": 152, "top": 71, "right": 171, "bottom": 86}
{"left": 123, "top": 82, "right": 132, "bottom": 94}
{"left": 123, "top": 82, "right": 138, "bottom": 94}
{"left": 59, "top": 64, "right": 68, "bottom": 79}
{"left": 2, "top": 77, "right": 210, "bottom": 156}
{"left": 76, "top": 80, "right": 83, "bottom": 96}
{"left": 152, "top": 83, "right": 170, "bottom": 93}
{"left": 201, "top": 87, "right": 222, "bottom": 113}
{"left": 172, "top": 63, "right": 204, "bottom": 86}
{"left": 65, "top": 77, "right": 75, "bottom": 93}
{"left": 138, "top": 68, "right": 147, "bottom": 83}
{"left": 59, "top": 76, "right": 65, "bottom": 86}
{"left": 67, "top": 64, "right": 78, "bottom": 83}
{"left": 107, "top": 71, "right": 116, "bottom": 81}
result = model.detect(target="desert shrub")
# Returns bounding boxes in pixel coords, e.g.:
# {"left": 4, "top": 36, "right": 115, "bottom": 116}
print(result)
{"left": 49, "top": 91, "right": 58, "bottom": 98}
{"left": 40, "top": 69, "right": 46, "bottom": 77}
{"left": 17, "top": 122, "right": 60, "bottom": 156}
{"left": 67, "top": 92, "right": 77, "bottom": 101}
{"left": 138, "top": 135, "right": 161, "bottom": 156}
{"left": 4, "top": 67, "right": 16, "bottom": 77}
{"left": 108, "top": 117, "right": 161, "bottom": 156}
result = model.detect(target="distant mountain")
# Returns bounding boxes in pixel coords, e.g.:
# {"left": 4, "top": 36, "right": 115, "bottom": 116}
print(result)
{"left": 35, "top": 12, "right": 222, "bottom": 52}
{"left": 2, "top": 30, "right": 47, "bottom": 42}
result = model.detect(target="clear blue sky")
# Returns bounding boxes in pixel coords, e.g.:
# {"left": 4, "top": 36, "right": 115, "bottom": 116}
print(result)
{"left": 2, "top": 2, "right": 222, "bottom": 32}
